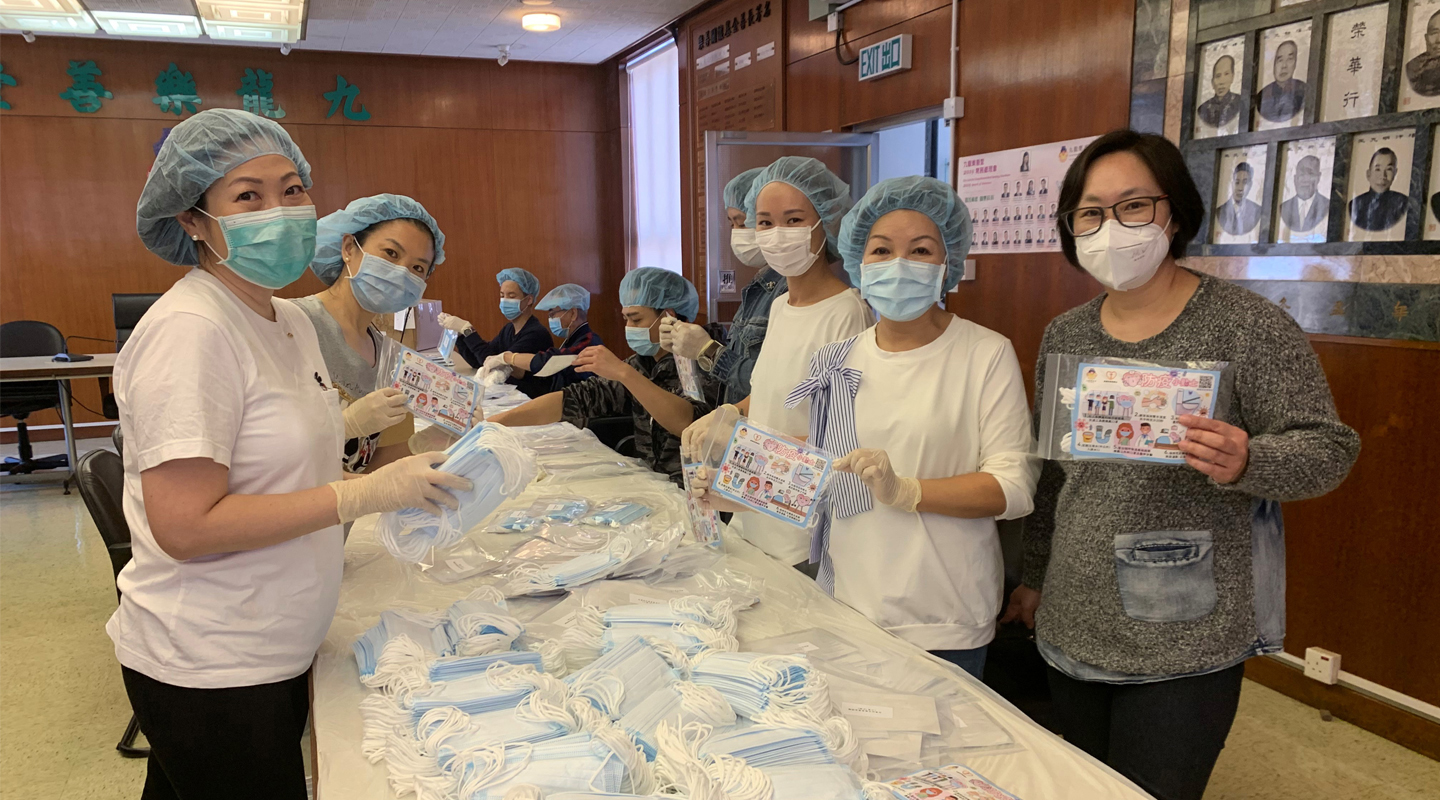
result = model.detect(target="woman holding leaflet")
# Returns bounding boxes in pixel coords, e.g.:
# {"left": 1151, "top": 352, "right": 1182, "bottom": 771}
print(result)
{"left": 1004, "top": 130, "right": 1358, "bottom": 800}
{"left": 116, "top": 109, "right": 467, "bottom": 798}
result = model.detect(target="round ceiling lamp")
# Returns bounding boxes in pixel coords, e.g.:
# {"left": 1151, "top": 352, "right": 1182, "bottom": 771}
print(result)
{"left": 522, "top": 12, "right": 561, "bottom": 32}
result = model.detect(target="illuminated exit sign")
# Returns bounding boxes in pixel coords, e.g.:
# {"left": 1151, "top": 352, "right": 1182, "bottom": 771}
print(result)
{"left": 858, "top": 34, "right": 912, "bottom": 82}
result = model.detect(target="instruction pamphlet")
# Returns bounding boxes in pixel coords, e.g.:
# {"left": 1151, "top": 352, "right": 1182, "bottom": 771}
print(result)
{"left": 712, "top": 420, "right": 830, "bottom": 527}
{"left": 676, "top": 356, "right": 704, "bottom": 402}
{"left": 884, "top": 765, "right": 1021, "bottom": 800}
{"left": 682, "top": 463, "right": 723, "bottom": 547}
{"left": 389, "top": 345, "right": 479, "bottom": 436}
{"left": 1070, "top": 362, "right": 1221, "bottom": 464}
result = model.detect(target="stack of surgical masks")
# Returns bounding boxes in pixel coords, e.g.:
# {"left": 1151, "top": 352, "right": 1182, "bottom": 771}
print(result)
{"left": 450, "top": 734, "right": 630, "bottom": 800}
{"left": 697, "top": 726, "right": 836, "bottom": 769}
{"left": 690, "top": 652, "right": 829, "bottom": 720}
{"left": 566, "top": 636, "right": 679, "bottom": 720}
{"left": 430, "top": 649, "right": 545, "bottom": 682}
{"left": 571, "top": 597, "right": 740, "bottom": 659}
{"left": 618, "top": 682, "right": 737, "bottom": 759}
{"left": 504, "top": 536, "right": 638, "bottom": 597}
{"left": 448, "top": 595, "right": 525, "bottom": 656}
{"left": 376, "top": 422, "right": 538, "bottom": 562}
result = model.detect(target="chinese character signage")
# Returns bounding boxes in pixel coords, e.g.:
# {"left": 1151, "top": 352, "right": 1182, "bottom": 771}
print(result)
{"left": 238, "top": 68, "right": 285, "bottom": 119}
{"left": 58, "top": 60, "right": 112, "bottom": 113}
{"left": 153, "top": 63, "right": 202, "bottom": 116}
{"left": 1322, "top": 4, "right": 1388, "bottom": 121}
{"left": 323, "top": 75, "right": 370, "bottom": 120}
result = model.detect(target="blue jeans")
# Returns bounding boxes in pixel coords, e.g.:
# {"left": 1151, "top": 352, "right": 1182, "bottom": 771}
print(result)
{"left": 931, "top": 646, "right": 987, "bottom": 680}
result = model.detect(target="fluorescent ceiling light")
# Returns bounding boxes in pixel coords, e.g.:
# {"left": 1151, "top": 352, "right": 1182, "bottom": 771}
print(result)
{"left": 202, "top": 18, "right": 300, "bottom": 42}
{"left": 92, "top": 10, "right": 202, "bottom": 37}
{"left": 196, "top": 0, "right": 302, "bottom": 26}
{"left": 0, "top": 10, "right": 96, "bottom": 32}
{"left": 0, "top": 0, "right": 86, "bottom": 13}
{"left": 521, "top": 12, "right": 560, "bottom": 32}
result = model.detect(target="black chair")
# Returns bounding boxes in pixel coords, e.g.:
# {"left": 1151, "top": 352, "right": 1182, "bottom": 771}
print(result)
{"left": 0, "top": 320, "right": 69, "bottom": 475}
{"left": 74, "top": 447, "right": 148, "bottom": 758}
{"left": 587, "top": 416, "right": 636, "bottom": 458}
{"left": 113, "top": 293, "right": 162, "bottom": 351}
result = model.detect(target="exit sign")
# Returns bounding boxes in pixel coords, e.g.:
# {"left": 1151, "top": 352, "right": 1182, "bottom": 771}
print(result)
{"left": 858, "top": 34, "right": 912, "bottom": 81}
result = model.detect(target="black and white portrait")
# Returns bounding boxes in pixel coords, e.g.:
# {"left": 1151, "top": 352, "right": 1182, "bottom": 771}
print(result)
{"left": 1428, "top": 127, "right": 1440, "bottom": 240}
{"left": 1255, "top": 21, "right": 1311, "bottom": 130}
{"left": 1276, "top": 137, "right": 1334, "bottom": 244}
{"left": 1400, "top": 1, "right": 1440, "bottom": 110}
{"left": 1212, "top": 144, "right": 1268, "bottom": 245}
{"left": 1194, "top": 36, "right": 1246, "bottom": 138}
{"left": 1346, "top": 129, "right": 1415, "bottom": 242}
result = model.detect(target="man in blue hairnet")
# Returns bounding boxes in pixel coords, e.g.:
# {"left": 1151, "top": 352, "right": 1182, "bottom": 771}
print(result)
{"left": 489, "top": 268, "right": 712, "bottom": 485}
{"left": 440, "top": 267, "right": 553, "bottom": 396}
{"left": 497, "top": 283, "right": 604, "bottom": 393}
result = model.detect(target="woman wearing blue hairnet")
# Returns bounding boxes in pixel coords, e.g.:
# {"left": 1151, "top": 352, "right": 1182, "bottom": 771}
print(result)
{"left": 489, "top": 268, "right": 711, "bottom": 484}
{"left": 440, "top": 267, "right": 553, "bottom": 396}
{"left": 681, "top": 157, "right": 874, "bottom": 572}
{"left": 298, "top": 193, "right": 453, "bottom": 474}
{"left": 787, "top": 176, "right": 1039, "bottom": 680}
{"left": 114, "top": 109, "right": 467, "bottom": 798}
{"left": 498, "top": 283, "right": 605, "bottom": 392}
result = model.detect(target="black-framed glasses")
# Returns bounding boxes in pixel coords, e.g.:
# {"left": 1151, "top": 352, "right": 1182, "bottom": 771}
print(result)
{"left": 1060, "top": 195, "right": 1169, "bottom": 236}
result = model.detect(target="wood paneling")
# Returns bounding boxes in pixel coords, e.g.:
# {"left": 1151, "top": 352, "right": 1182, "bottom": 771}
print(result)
{"left": 1, "top": 35, "right": 625, "bottom": 434}
{"left": 838, "top": 7, "right": 953, "bottom": 128}
{"left": 783, "top": 49, "right": 841, "bottom": 132}
{"left": 786, "top": 0, "right": 952, "bottom": 64}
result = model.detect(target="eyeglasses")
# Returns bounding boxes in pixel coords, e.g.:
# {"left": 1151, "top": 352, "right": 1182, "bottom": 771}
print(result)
{"left": 1060, "top": 195, "right": 1169, "bottom": 236}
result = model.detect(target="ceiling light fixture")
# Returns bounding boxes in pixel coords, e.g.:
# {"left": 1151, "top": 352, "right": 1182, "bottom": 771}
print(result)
{"left": 91, "top": 11, "right": 202, "bottom": 38}
{"left": 521, "top": 12, "right": 560, "bottom": 32}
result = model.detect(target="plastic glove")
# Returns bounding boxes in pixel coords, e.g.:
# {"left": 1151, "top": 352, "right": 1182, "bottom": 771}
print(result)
{"left": 681, "top": 403, "right": 741, "bottom": 463}
{"left": 483, "top": 354, "right": 508, "bottom": 371}
{"left": 689, "top": 464, "right": 748, "bottom": 514}
{"left": 438, "top": 312, "right": 472, "bottom": 334}
{"left": 659, "top": 318, "right": 712, "bottom": 360}
{"left": 833, "top": 448, "right": 922, "bottom": 513}
{"left": 330, "top": 451, "right": 473, "bottom": 524}
{"left": 343, "top": 387, "right": 408, "bottom": 439}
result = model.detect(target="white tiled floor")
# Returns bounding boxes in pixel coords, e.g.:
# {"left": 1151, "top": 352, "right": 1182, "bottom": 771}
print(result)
{"left": 1, "top": 439, "right": 1436, "bottom": 798}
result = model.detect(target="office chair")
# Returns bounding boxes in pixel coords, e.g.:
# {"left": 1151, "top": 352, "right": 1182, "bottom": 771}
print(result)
{"left": 0, "top": 320, "right": 69, "bottom": 475}
{"left": 112, "top": 294, "right": 162, "bottom": 351}
{"left": 74, "top": 447, "right": 148, "bottom": 758}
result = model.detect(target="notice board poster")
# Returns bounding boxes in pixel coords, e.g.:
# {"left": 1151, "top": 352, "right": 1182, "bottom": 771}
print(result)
{"left": 961, "top": 136, "right": 1098, "bottom": 255}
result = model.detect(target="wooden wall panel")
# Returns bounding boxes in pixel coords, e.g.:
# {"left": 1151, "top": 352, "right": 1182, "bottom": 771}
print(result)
{"left": 783, "top": 46, "right": 841, "bottom": 132}
{"left": 838, "top": 7, "right": 953, "bottom": 128}
{"left": 0, "top": 35, "right": 624, "bottom": 436}
{"left": 786, "top": 0, "right": 951, "bottom": 64}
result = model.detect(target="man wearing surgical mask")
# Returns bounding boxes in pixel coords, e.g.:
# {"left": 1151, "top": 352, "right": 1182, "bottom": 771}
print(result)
{"left": 441, "top": 267, "right": 554, "bottom": 396}
{"left": 662, "top": 167, "right": 785, "bottom": 405}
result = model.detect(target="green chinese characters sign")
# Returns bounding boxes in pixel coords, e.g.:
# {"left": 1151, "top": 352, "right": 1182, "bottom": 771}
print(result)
{"left": 153, "top": 62, "right": 202, "bottom": 116}
{"left": 0, "top": 63, "right": 15, "bottom": 110}
{"left": 238, "top": 68, "right": 285, "bottom": 119}
{"left": 323, "top": 75, "right": 370, "bottom": 120}
{"left": 59, "top": 60, "right": 112, "bottom": 113}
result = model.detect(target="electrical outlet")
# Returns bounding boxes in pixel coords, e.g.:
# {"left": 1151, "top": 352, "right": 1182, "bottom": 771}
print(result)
{"left": 1305, "top": 647, "right": 1341, "bottom": 685}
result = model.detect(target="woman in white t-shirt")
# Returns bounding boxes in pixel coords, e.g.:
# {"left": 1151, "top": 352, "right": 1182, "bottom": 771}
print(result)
{"left": 793, "top": 176, "right": 1040, "bottom": 680}
{"left": 677, "top": 157, "right": 873, "bottom": 571}
{"left": 118, "top": 109, "right": 467, "bottom": 798}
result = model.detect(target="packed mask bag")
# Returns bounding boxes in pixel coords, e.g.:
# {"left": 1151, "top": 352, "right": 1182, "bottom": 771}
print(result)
{"left": 376, "top": 422, "right": 538, "bottom": 563}
{"left": 690, "top": 652, "right": 829, "bottom": 720}
{"left": 504, "top": 535, "right": 639, "bottom": 597}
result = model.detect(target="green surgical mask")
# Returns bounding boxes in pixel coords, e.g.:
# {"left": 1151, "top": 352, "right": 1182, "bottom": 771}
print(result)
{"left": 200, "top": 205, "right": 317, "bottom": 290}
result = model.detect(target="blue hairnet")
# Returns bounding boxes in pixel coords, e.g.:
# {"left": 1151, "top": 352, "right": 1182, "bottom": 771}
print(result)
{"left": 137, "top": 108, "right": 313, "bottom": 266}
{"left": 839, "top": 176, "right": 974, "bottom": 292}
{"left": 536, "top": 284, "right": 591, "bottom": 312}
{"left": 311, "top": 194, "right": 446, "bottom": 285}
{"left": 496, "top": 268, "right": 539, "bottom": 297}
{"left": 723, "top": 167, "right": 765, "bottom": 212}
{"left": 619, "top": 267, "right": 699, "bottom": 322}
{"left": 744, "top": 156, "right": 854, "bottom": 260}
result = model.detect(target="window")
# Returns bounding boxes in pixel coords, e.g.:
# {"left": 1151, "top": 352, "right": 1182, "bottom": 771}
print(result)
{"left": 873, "top": 117, "right": 953, "bottom": 185}
{"left": 626, "top": 40, "right": 682, "bottom": 273}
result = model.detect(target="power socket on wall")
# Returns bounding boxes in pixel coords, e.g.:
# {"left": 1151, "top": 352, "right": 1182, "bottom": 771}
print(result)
{"left": 1305, "top": 647, "right": 1341, "bottom": 685}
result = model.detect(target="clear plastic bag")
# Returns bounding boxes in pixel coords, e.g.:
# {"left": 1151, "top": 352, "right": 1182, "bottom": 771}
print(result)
{"left": 1035, "top": 354, "right": 1235, "bottom": 464}
{"left": 694, "top": 409, "right": 834, "bottom": 530}
{"left": 529, "top": 497, "right": 591, "bottom": 523}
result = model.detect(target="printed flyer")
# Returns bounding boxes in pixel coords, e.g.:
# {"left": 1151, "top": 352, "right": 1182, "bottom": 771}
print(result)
{"left": 682, "top": 463, "right": 723, "bottom": 547}
{"left": 960, "top": 135, "right": 1098, "bottom": 255}
{"left": 712, "top": 420, "right": 830, "bottom": 527}
{"left": 884, "top": 764, "right": 1021, "bottom": 800}
{"left": 390, "top": 346, "right": 479, "bottom": 436}
{"left": 1069, "top": 362, "right": 1222, "bottom": 464}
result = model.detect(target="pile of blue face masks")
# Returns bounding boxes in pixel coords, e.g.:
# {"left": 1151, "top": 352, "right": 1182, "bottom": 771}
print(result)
{"left": 429, "top": 650, "right": 544, "bottom": 682}
{"left": 566, "top": 635, "right": 678, "bottom": 719}
{"left": 697, "top": 726, "right": 836, "bottom": 769}
{"left": 506, "top": 537, "right": 637, "bottom": 596}
{"left": 493, "top": 509, "right": 543, "bottom": 533}
{"left": 618, "top": 682, "right": 737, "bottom": 759}
{"left": 377, "top": 422, "right": 537, "bottom": 562}
{"left": 450, "top": 734, "right": 629, "bottom": 800}
{"left": 690, "top": 653, "right": 824, "bottom": 719}
{"left": 425, "top": 704, "right": 575, "bottom": 770}
{"left": 406, "top": 671, "right": 535, "bottom": 721}
{"left": 353, "top": 609, "right": 456, "bottom": 678}
{"left": 448, "top": 596, "right": 525, "bottom": 656}
{"left": 533, "top": 497, "right": 591, "bottom": 523}
{"left": 580, "top": 501, "right": 653, "bottom": 527}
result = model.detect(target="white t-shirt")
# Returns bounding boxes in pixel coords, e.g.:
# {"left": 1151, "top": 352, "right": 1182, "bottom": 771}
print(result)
{"left": 828, "top": 316, "right": 1039, "bottom": 651}
{"left": 739, "top": 288, "right": 874, "bottom": 565}
{"left": 107, "top": 269, "right": 346, "bottom": 688}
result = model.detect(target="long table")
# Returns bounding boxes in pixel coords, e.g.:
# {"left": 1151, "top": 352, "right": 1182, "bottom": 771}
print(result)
{"left": 0, "top": 353, "right": 118, "bottom": 489}
{"left": 311, "top": 385, "right": 1153, "bottom": 800}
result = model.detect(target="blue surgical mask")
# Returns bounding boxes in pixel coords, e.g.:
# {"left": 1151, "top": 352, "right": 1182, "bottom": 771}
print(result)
{"left": 200, "top": 205, "right": 317, "bottom": 290}
{"left": 347, "top": 249, "right": 426, "bottom": 314}
{"left": 860, "top": 257, "right": 945, "bottom": 322}
{"left": 500, "top": 298, "right": 523, "bottom": 320}
{"left": 625, "top": 320, "right": 661, "bottom": 357}
{"left": 550, "top": 316, "right": 569, "bottom": 338}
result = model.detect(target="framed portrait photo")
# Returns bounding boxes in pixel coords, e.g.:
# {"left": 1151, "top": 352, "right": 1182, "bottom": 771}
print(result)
{"left": 1345, "top": 128, "right": 1416, "bottom": 242}
{"left": 1426, "top": 126, "right": 1440, "bottom": 240}
{"left": 1194, "top": 36, "right": 1247, "bottom": 139}
{"left": 1275, "top": 137, "right": 1336, "bottom": 243}
{"left": 1255, "top": 20, "right": 1313, "bottom": 130}
{"left": 1212, "top": 143, "right": 1270, "bottom": 245}
{"left": 1400, "top": 0, "right": 1440, "bottom": 112}
{"left": 1322, "top": 4, "right": 1389, "bottom": 121}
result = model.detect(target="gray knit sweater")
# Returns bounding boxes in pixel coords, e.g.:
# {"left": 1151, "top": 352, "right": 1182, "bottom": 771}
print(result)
{"left": 1023, "top": 273, "right": 1360, "bottom": 677}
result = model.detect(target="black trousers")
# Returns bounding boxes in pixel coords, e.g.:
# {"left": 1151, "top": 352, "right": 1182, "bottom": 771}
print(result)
{"left": 1046, "top": 662, "right": 1245, "bottom": 800}
{"left": 121, "top": 666, "right": 311, "bottom": 800}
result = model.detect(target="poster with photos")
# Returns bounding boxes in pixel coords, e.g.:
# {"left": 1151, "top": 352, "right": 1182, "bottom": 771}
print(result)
{"left": 1211, "top": 144, "right": 1269, "bottom": 245}
{"left": 1345, "top": 128, "right": 1416, "bottom": 243}
{"left": 1400, "top": 0, "right": 1440, "bottom": 111}
{"left": 1322, "top": 4, "right": 1389, "bottom": 121}
{"left": 1427, "top": 127, "right": 1440, "bottom": 240}
{"left": 959, "top": 136, "right": 1092, "bottom": 254}
{"left": 1275, "top": 137, "right": 1335, "bottom": 244}
{"left": 1254, "top": 20, "right": 1312, "bottom": 131}
{"left": 1194, "top": 36, "right": 1247, "bottom": 139}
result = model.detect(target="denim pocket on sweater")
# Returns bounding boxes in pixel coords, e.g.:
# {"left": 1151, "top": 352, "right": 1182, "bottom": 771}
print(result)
{"left": 1113, "top": 530, "right": 1217, "bottom": 623}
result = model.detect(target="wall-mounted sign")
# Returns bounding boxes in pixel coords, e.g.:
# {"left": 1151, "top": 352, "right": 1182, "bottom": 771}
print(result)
{"left": 858, "top": 34, "right": 912, "bottom": 82}
{"left": 153, "top": 63, "right": 202, "bottom": 116}
{"left": 323, "top": 74, "right": 370, "bottom": 120}
{"left": 961, "top": 135, "right": 1098, "bottom": 255}
{"left": 239, "top": 67, "right": 286, "bottom": 119}
{"left": 0, "top": 63, "right": 16, "bottom": 110}
{"left": 59, "top": 60, "right": 112, "bottom": 113}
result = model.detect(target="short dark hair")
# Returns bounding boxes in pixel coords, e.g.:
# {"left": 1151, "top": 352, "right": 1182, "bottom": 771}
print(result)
{"left": 1214, "top": 55, "right": 1235, "bottom": 74}
{"left": 353, "top": 217, "right": 437, "bottom": 275}
{"left": 1369, "top": 147, "right": 1397, "bottom": 170}
{"left": 1233, "top": 161, "right": 1253, "bottom": 176}
{"left": 1057, "top": 129, "right": 1205, "bottom": 267}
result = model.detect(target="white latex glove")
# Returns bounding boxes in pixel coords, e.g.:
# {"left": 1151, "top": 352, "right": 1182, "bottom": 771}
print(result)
{"left": 659, "top": 318, "right": 712, "bottom": 360}
{"left": 833, "top": 448, "right": 922, "bottom": 513}
{"left": 330, "top": 451, "right": 472, "bottom": 523}
{"left": 407, "top": 405, "right": 484, "bottom": 454}
{"left": 483, "top": 354, "right": 509, "bottom": 371}
{"left": 438, "top": 312, "right": 472, "bottom": 334}
{"left": 343, "top": 387, "right": 408, "bottom": 439}
{"left": 688, "top": 464, "right": 748, "bottom": 514}
{"left": 681, "top": 403, "right": 741, "bottom": 463}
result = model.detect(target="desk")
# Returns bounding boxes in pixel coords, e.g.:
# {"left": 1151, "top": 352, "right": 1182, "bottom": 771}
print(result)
{"left": 0, "top": 354, "right": 118, "bottom": 489}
